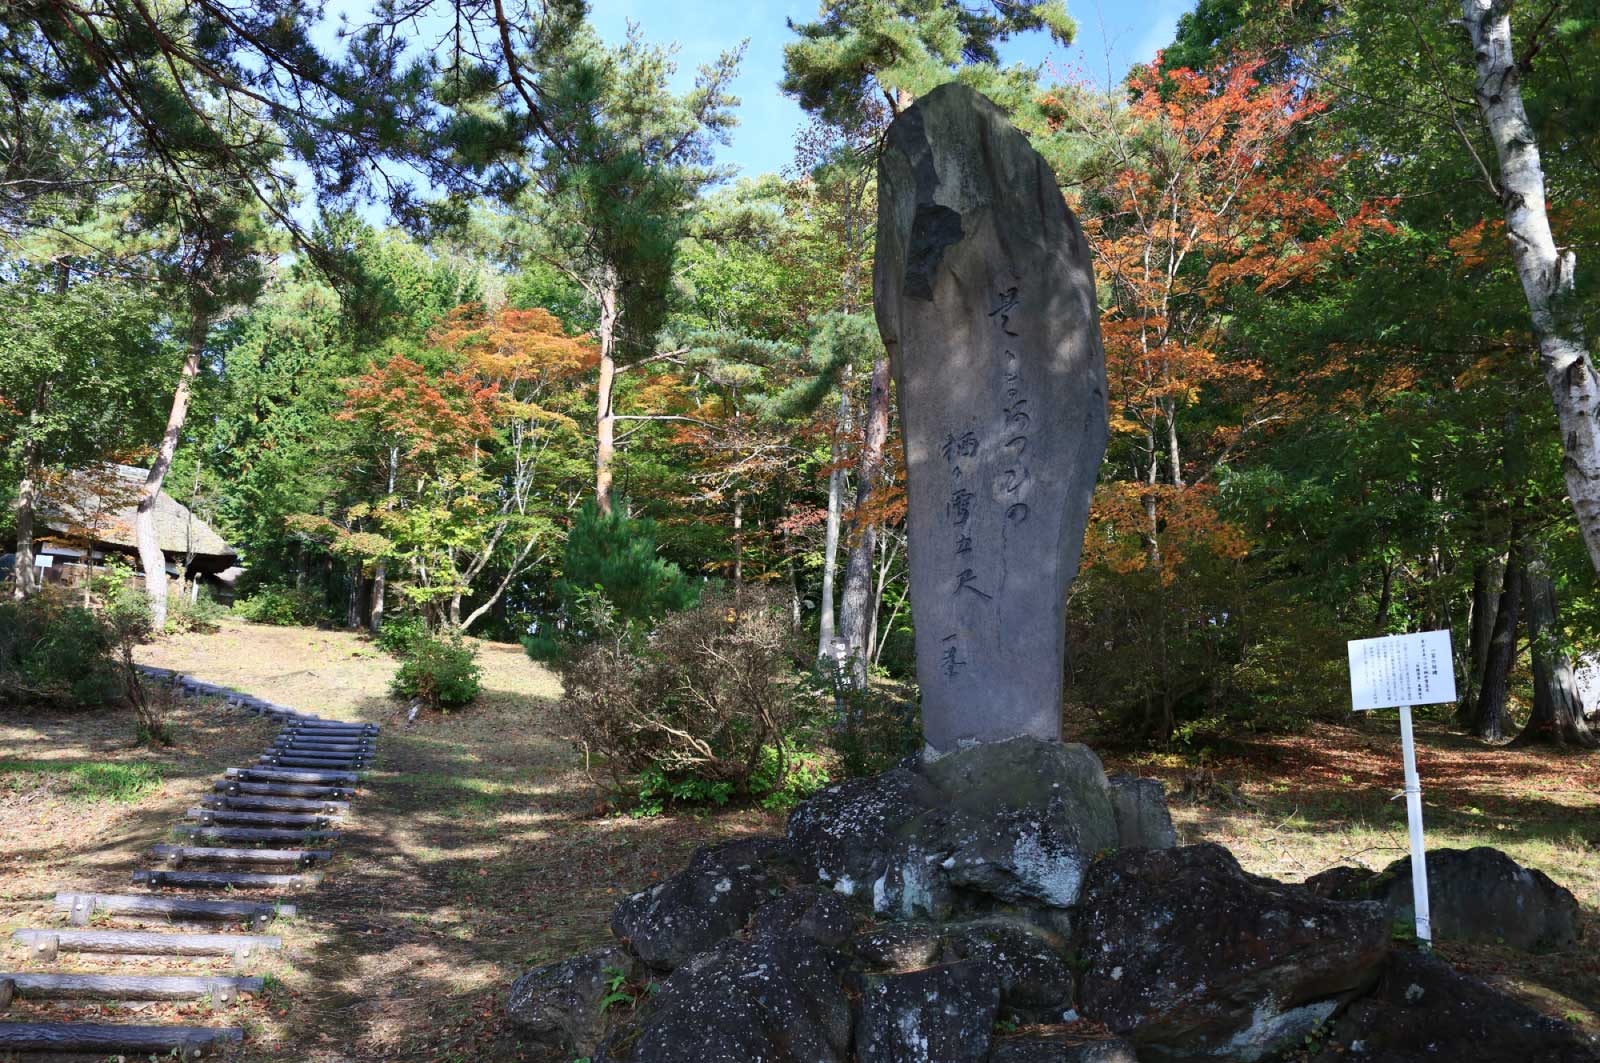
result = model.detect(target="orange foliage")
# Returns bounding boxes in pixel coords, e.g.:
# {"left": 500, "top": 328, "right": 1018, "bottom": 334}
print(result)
{"left": 431, "top": 303, "right": 597, "bottom": 425}
{"left": 1081, "top": 481, "right": 1250, "bottom": 585}
{"left": 338, "top": 354, "right": 498, "bottom": 460}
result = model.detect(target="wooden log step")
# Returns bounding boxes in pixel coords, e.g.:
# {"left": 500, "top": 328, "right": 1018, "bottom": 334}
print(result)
{"left": 213, "top": 780, "right": 356, "bottom": 799}
{"left": 258, "top": 755, "right": 367, "bottom": 771}
{"left": 266, "top": 748, "right": 372, "bottom": 761}
{"left": 273, "top": 735, "right": 375, "bottom": 747}
{"left": 204, "top": 794, "right": 350, "bottom": 814}
{"left": 150, "top": 844, "right": 333, "bottom": 867}
{"left": 0, "top": 972, "right": 262, "bottom": 1003}
{"left": 131, "top": 869, "right": 313, "bottom": 890}
{"left": 176, "top": 825, "right": 340, "bottom": 844}
{"left": 226, "top": 766, "right": 360, "bottom": 785}
{"left": 281, "top": 721, "right": 379, "bottom": 734}
{"left": 264, "top": 749, "right": 371, "bottom": 763}
{"left": 54, "top": 892, "right": 294, "bottom": 929}
{"left": 0, "top": 1021, "right": 243, "bottom": 1057}
{"left": 187, "top": 807, "right": 335, "bottom": 828}
{"left": 13, "top": 928, "right": 280, "bottom": 961}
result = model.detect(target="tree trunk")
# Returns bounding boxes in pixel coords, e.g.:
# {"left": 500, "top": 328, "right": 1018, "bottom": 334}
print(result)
{"left": 816, "top": 390, "right": 849, "bottom": 661}
{"left": 1462, "top": 1, "right": 1600, "bottom": 575}
{"left": 1458, "top": 555, "right": 1503, "bottom": 725}
{"left": 732, "top": 491, "right": 743, "bottom": 598}
{"left": 839, "top": 356, "right": 889, "bottom": 688}
{"left": 136, "top": 311, "right": 211, "bottom": 630}
{"left": 594, "top": 271, "right": 620, "bottom": 516}
{"left": 370, "top": 447, "right": 397, "bottom": 634}
{"left": 12, "top": 464, "right": 38, "bottom": 599}
{"left": 1375, "top": 559, "right": 1394, "bottom": 634}
{"left": 1514, "top": 542, "right": 1599, "bottom": 748}
{"left": 1474, "top": 533, "right": 1523, "bottom": 743}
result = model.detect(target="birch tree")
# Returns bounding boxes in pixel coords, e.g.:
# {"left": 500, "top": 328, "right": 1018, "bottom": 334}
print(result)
{"left": 1461, "top": 0, "right": 1600, "bottom": 574}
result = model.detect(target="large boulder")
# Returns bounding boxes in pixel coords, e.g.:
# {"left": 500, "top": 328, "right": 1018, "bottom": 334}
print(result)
{"left": 506, "top": 944, "right": 639, "bottom": 1059}
{"left": 1076, "top": 843, "right": 1390, "bottom": 1062}
{"left": 988, "top": 1029, "right": 1139, "bottom": 1063}
{"left": 1305, "top": 846, "right": 1581, "bottom": 952}
{"left": 595, "top": 934, "right": 853, "bottom": 1063}
{"left": 1309, "top": 947, "right": 1599, "bottom": 1062}
{"left": 788, "top": 738, "right": 1125, "bottom": 915}
{"left": 610, "top": 836, "right": 792, "bottom": 971}
{"left": 942, "top": 918, "right": 1076, "bottom": 1023}
{"left": 854, "top": 960, "right": 1001, "bottom": 1063}
{"left": 748, "top": 884, "right": 858, "bottom": 948}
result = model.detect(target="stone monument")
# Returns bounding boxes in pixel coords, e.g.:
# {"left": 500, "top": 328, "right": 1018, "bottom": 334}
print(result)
{"left": 874, "top": 82, "right": 1109, "bottom": 754}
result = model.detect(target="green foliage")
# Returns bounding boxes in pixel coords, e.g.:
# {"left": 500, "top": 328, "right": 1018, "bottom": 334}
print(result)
{"left": 823, "top": 681, "right": 923, "bottom": 778}
{"left": 781, "top": 0, "right": 1075, "bottom": 125}
{"left": 749, "top": 744, "right": 831, "bottom": 811}
{"left": 234, "top": 585, "right": 326, "bottom": 626}
{"left": 165, "top": 588, "right": 227, "bottom": 635}
{"left": 555, "top": 503, "right": 697, "bottom": 635}
{"left": 390, "top": 637, "right": 483, "bottom": 711}
{"left": 0, "top": 592, "right": 123, "bottom": 710}
{"left": 0, "top": 759, "right": 164, "bottom": 804}
{"left": 374, "top": 614, "right": 429, "bottom": 657}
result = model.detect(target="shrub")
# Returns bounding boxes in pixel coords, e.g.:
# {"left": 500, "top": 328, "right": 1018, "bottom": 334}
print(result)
{"left": 374, "top": 614, "right": 428, "bottom": 657}
{"left": 165, "top": 587, "right": 227, "bottom": 634}
{"left": 827, "top": 682, "right": 922, "bottom": 778}
{"left": 560, "top": 588, "right": 811, "bottom": 808}
{"left": 557, "top": 503, "right": 696, "bottom": 630}
{"left": 234, "top": 584, "right": 324, "bottom": 626}
{"left": 0, "top": 590, "right": 121, "bottom": 709}
{"left": 390, "top": 636, "right": 482, "bottom": 711}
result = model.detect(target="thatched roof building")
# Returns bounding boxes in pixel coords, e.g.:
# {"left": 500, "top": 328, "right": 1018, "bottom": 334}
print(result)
{"left": 34, "top": 464, "right": 236, "bottom": 577}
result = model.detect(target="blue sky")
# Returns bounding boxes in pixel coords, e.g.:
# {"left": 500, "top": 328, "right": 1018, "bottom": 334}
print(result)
{"left": 587, "top": 0, "right": 1198, "bottom": 178}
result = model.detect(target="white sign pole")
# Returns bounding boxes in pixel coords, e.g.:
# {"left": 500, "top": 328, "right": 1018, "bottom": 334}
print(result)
{"left": 1347, "top": 630, "right": 1455, "bottom": 947}
{"left": 1396, "top": 705, "right": 1431, "bottom": 943}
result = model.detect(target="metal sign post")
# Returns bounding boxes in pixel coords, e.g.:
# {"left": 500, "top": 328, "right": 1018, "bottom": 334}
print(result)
{"left": 1346, "top": 630, "right": 1456, "bottom": 945}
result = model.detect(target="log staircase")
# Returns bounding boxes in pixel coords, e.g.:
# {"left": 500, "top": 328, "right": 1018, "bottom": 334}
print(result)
{"left": 1, "top": 685, "right": 380, "bottom": 1058}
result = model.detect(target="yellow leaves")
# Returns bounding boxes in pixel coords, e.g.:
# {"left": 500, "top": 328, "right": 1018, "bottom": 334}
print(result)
{"left": 1081, "top": 482, "right": 1251, "bottom": 586}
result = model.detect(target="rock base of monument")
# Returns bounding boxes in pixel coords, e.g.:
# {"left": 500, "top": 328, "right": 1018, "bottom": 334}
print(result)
{"left": 508, "top": 738, "right": 1597, "bottom": 1063}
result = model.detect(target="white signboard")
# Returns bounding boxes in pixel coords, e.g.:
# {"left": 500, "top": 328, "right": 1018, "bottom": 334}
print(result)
{"left": 1346, "top": 630, "right": 1456, "bottom": 711}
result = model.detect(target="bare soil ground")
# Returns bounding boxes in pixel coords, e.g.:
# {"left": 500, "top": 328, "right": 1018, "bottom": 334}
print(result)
{"left": 0, "top": 616, "right": 1593, "bottom": 1060}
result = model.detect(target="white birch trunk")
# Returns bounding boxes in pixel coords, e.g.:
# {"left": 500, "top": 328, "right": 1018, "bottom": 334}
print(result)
{"left": 1463, "top": 0, "right": 1600, "bottom": 574}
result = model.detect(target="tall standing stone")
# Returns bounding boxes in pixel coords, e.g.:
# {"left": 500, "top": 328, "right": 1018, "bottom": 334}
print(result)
{"left": 874, "top": 83, "right": 1108, "bottom": 755}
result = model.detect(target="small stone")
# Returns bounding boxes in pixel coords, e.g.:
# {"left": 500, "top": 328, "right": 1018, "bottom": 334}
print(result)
{"left": 506, "top": 945, "right": 638, "bottom": 1059}
{"left": 1105, "top": 773, "right": 1177, "bottom": 849}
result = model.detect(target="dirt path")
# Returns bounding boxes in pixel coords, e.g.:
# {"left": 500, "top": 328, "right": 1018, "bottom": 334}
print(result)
{"left": 127, "top": 620, "right": 777, "bottom": 1061}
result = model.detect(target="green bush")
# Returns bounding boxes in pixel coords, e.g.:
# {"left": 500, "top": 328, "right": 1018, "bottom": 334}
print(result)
{"left": 0, "top": 590, "right": 122, "bottom": 709}
{"left": 557, "top": 503, "right": 696, "bottom": 630}
{"left": 390, "top": 636, "right": 482, "bottom": 711}
{"left": 165, "top": 588, "right": 227, "bottom": 634}
{"left": 520, "top": 632, "right": 567, "bottom": 665}
{"left": 374, "top": 614, "right": 428, "bottom": 657}
{"left": 234, "top": 584, "right": 324, "bottom": 626}
{"left": 820, "top": 677, "right": 923, "bottom": 779}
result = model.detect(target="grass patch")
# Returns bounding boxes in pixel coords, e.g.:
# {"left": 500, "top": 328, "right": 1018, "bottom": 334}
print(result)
{"left": 0, "top": 758, "right": 163, "bottom": 803}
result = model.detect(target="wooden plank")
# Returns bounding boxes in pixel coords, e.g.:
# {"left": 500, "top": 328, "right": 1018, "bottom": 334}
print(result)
{"left": 186, "top": 807, "right": 335, "bottom": 828}
{"left": 150, "top": 843, "right": 333, "bottom": 866}
{"left": 13, "top": 928, "right": 281, "bottom": 959}
{"left": 176, "top": 825, "right": 339, "bottom": 844}
{"left": 204, "top": 794, "right": 349, "bottom": 814}
{"left": 0, "top": 972, "right": 263, "bottom": 1002}
{"left": 53, "top": 892, "right": 294, "bottom": 926}
{"left": 271, "top": 738, "right": 375, "bottom": 750}
{"left": 281, "top": 722, "right": 379, "bottom": 734}
{"left": 0, "top": 1022, "right": 242, "bottom": 1057}
{"left": 213, "top": 780, "right": 356, "bottom": 799}
{"left": 131, "top": 869, "right": 313, "bottom": 890}
{"left": 258, "top": 756, "right": 368, "bottom": 771}
{"left": 226, "top": 767, "right": 361, "bottom": 785}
